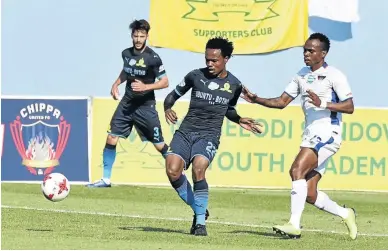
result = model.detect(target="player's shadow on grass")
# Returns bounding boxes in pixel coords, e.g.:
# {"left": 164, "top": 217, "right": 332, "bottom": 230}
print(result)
{"left": 118, "top": 226, "right": 189, "bottom": 235}
{"left": 227, "top": 230, "right": 290, "bottom": 239}
{"left": 26, "top": 228, "right": 53, "bottom": 232}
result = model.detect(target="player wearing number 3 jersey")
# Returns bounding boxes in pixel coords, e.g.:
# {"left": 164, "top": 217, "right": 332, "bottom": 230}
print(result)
{"left": 87, "top": 19, "right": 169, "bottom": 188}
{"left": 242, "top": 33, "right": 358, "bottom": 240}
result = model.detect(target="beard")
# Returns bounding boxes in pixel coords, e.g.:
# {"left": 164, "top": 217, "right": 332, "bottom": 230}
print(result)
{"left": 133, "top": 41, "right": 146, "bottom": 52}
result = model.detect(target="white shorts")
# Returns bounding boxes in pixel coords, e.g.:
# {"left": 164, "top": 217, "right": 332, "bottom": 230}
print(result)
{"left": 300, "top": 124, "right": 342, "bottom": 176}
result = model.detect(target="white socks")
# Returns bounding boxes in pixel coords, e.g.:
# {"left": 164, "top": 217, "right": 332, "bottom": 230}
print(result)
{"left": 289, "top": 180, "right": 349, "bottom": 229}
{"left": 314, "top": 190, "right": 349, "bottom": 219}
{"left": 289, "top": 179, "right": 307, "bottom": 229}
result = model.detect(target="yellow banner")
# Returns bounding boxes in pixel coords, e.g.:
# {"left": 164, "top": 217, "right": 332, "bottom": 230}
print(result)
{"left": 148, "top": 0, "right": 309, "bottom": 54}
{"left": 91, "top": 98, "right": 388, "bottom": 191}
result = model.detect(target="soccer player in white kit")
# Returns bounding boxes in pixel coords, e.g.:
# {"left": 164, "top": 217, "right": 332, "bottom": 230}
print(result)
{"left": 241, "top": 33, "right": 357, "bottom": 239}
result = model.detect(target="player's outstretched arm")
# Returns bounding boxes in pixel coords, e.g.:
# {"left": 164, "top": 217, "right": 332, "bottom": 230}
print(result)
{"left": 226, "top": 84, "right": 263, "bottom": 134}
{"left": 143, "top": 76, "right": 169, "bottom": 91}
{"left": 117, "top": 69, "right": 128, "bottom": 84}
{"left": 307, "top": 90, "right": 354, "bottom": 114}
{"left": 225, "top": 107, "right": 263, "bottom": 134}
{"left": 327, "top": 98, "right": 354, "bottom": 114}
{"left": 238, "top": 117, "right": 263, "bottom": 134}
{"left": 131, "top": 76, "right": 169, "bottom": 92}
{"left": 226, "top": 83, "right": 243, "bottom": 124}
{"left": 163, "top": 71, "right": 195, "bottom": 124}
{"left": 307, "top": 72, "right": 354, "bottom": 114}
{"left": 163, "top": 89, "right": 181, "bottom": 125}
{"left": 111, "top": 70, "right": 128, "bottom": 100}
{"left": 164, "top": 89, "right": 181, "bottom": 111}
{"left": 225, "top": 106, "right": 241, "bottom": 124}
{"left": 241, "top": 86, "right": 293, "bottom": 109}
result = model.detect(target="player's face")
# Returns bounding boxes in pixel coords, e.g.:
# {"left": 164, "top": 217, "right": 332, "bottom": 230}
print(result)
{"left": 205, "top": 49, "right": 228, "bottom": 76}
{"left": 303, "top": 39, "right": 327, "bottom": 67}
{"left": 132, "top": 30, "right": 148, "bottom": 50}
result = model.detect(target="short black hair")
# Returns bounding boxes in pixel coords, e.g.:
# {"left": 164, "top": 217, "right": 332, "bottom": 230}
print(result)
{"left": 308, "top": 33, "right": 330, "bottom": 52}
{"left": 206, "top": 37, "right": 234, "bottom": 58}
{"left": 129, "top": 19, "right": 150, "bottom": 34}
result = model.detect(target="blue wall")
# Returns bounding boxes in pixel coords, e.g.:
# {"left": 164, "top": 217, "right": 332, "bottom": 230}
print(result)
{"left": 2, "top": 0, "right": 387, "bottom": 107}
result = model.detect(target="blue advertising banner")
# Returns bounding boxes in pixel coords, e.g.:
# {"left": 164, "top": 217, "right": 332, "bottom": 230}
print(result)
{"left": 1, "top": 97, "right": 89, "bottom": 182}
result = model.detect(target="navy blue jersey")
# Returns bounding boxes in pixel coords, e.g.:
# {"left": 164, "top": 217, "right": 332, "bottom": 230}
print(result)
{"left": 175, "top": 68, "right": 242, "bottom": 137}
{"left": 122, "top": 46, "right": 166, "bottom": 102}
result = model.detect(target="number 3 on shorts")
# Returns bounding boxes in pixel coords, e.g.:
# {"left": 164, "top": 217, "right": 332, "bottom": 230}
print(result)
{"left": 153, "top": 127, "right": 160, "bottom": 141}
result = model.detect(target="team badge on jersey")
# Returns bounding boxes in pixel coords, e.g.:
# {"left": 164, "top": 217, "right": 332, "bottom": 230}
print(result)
{"left": 220, "top": 82, "right": 232, "bottom": 93}
{"left": 136, "top": 58, "right": 146, "bottom": 67}
{"left": 318, "top": 75, "right": 326, "bottom": 80}
{"left": 307, "top": 75, "right": 315, "bottom": 84}
{"left": 9, "top": 103, "right": 71, "bottom": 175}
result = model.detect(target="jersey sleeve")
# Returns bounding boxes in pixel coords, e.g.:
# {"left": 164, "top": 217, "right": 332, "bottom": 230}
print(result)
{"left": 121, "top": 50, "right": 126, "bottom": 62}
{"left": 121, "top": 51, "right": 129, "bottom": 78}
{"left": 175, "top": 71, "right": 195, "bottom": 96}
{"left": 284, "top": 76, "right": 300, "bottom": 99}
{"left": 228, "top": 83, "right": 243, "bottom": 108}
{"left": 151, "top": 54, "right": 167, "bottom": 80}
{"left": 332, "top": 71, "right": 353, "bottom": 101}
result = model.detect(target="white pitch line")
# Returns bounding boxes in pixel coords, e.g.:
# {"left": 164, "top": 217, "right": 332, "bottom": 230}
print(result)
{"left": 2, "top": 205, "right": 388, "bottom": 238}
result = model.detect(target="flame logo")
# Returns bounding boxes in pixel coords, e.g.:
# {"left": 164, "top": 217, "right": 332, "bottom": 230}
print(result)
{"left": 10, "top": 116, "right": 70, "bottom": 175}
{"left": 25, "top": 132, "right": 56, "bottom": 162}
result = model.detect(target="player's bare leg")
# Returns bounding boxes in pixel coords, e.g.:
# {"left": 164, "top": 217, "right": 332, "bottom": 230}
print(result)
{"left": 166, "top": 154, "right": 185, "bottom": 182}
{"left": 306, "top": 171, "right": 358, "bottom": 240}
{"left": 87, "top": 134, "right": 119, "bottom": 188}
{"left": 273, "top": 147, "right": 317, "bottom": 239}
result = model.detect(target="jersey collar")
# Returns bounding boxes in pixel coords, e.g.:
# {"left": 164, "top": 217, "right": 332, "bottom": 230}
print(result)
{"left": 309, "top": 62, "right": 328, "bottom": 73}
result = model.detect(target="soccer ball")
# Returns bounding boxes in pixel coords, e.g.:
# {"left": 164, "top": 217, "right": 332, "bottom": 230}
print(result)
{"left": 41, "top": 173, "right": 70, "bottom": 202}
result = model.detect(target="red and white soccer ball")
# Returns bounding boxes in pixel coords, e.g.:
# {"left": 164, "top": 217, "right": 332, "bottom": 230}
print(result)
{"left": 41, "top": 173, "right": 70, "bottom": 202}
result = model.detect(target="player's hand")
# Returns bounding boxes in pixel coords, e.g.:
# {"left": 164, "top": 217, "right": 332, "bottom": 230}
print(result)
{"left": 131, "top": 79, "right": 148, "bottom": 92}
{"left": 240, "top": 86, "right": 257, "bottom": 103}
{"left": 306, "top": 90, "right": 321, "bottom": 107}
{"left": 110, "top": 84, "right": 120, "bottom": 100}
{"left": 238, "top": 117, "right": 263, "bottom": 134}
{"left": 165, "top": 109, "right": 178, "bottom": 125}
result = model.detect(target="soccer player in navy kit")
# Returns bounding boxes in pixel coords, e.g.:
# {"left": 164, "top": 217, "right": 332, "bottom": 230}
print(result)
{"left": 163, "top": 37, "right": 263, "bottom": 235}
{"left": 87, "top": 20, "right": 169, "bottom": 187}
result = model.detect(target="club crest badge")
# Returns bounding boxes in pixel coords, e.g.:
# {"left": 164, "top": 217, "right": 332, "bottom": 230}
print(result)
{"left": 9, "top": 103, "right": 71, "bottom": 175}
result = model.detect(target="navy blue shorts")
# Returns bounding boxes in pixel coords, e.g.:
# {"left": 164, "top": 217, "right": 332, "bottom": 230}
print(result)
{"left": 108, "top": 100, "right": 164, "bottom": 144}
{"left": 166, "top": 130, "right": 219, "bottom": 170}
